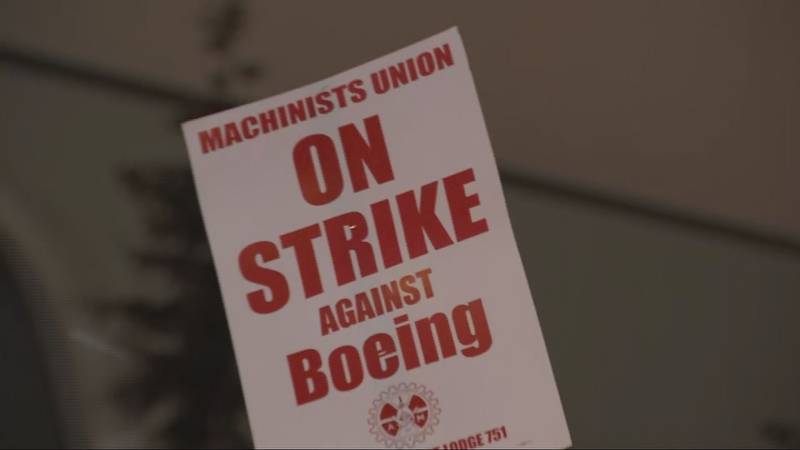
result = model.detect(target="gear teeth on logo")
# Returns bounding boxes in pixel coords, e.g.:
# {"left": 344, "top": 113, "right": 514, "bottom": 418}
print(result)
{"left": 368, "top": 382, "right": 440, "bottom": 448}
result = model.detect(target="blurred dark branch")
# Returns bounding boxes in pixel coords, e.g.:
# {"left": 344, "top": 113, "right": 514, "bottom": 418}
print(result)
{"left": 0, "top": 45, "right": 233, "bottom": 111}
{"left": 500, "top": 168, "right": 800, "bottom": 258}
{"left": 2, "top": 44, "right": 800, "bottom": 258}
{"left": 203, "top": 1, "right": 246, "bottom": 53}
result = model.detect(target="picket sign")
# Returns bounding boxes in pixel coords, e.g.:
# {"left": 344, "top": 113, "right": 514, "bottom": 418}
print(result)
{"left": 182, "top": 27, "right": 570, "bottom": 449}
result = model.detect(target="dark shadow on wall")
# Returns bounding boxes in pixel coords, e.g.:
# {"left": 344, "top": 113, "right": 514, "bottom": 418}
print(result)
{"left": 0, "top": 253, "right": 63, "bottom": 449}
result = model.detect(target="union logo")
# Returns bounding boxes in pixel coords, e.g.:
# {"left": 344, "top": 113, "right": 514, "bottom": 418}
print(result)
{"left": 368, "top": 382, "right": 440, "bottom": 448}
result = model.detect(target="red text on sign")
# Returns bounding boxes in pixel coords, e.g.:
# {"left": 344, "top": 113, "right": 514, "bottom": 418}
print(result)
{"left": 288, "top": 297, "right": 493, "bottom": 405}
{"left": 238, "top": 115, "right": 489, "bottom": 315}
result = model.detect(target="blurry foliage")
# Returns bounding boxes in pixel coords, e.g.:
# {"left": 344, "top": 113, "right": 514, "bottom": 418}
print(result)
{"left": 196, "top": 0, "right": 263, "bottom": 118}
{"left": 100, "top": 168, "right": 251, "bottom": 448}
{"left": 98, "top": 1, "right": 268, "bottom": 447}
{"left": 176, "top": 0, "right": 265, "bottom": 126}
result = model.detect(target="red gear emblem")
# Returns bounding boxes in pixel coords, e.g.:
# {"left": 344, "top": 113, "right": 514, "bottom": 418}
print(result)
{"left": 368, "top": 383, "right": 440, "bottom": 448}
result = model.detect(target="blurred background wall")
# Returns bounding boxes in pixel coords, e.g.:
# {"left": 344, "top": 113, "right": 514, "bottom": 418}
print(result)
{"left": 0, "top": 1, "right": 798, "bottom": 448}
